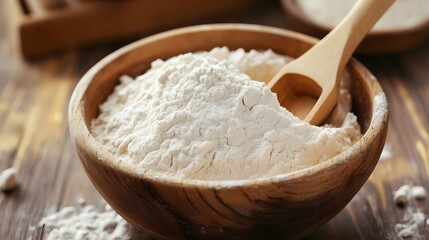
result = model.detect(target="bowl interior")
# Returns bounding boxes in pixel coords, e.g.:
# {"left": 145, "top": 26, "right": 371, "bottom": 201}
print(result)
{"left": 82, "top": 25, "right": 373, "bottom": 137}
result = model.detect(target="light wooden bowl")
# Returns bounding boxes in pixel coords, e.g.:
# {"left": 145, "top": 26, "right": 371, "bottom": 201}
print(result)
{"left": 68, "top": 24, "right": 388, "bottom": 239}
{"left": 282, "top": 0, "right": 429, "bottom": 55}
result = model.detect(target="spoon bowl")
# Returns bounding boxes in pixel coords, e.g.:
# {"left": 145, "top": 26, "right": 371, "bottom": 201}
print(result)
{"left": 269, "top": 0, "right": 395, "bottom": 125}
{"left": 68, "top": 24, "right": 388, "bottom": 239}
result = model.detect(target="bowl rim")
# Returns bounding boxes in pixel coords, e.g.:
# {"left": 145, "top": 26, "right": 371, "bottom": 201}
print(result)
{"left": 69, "top": 23, "right": 388, "bottom": 189}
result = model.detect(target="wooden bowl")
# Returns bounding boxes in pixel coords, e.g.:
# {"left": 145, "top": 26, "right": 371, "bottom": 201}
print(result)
{"left": 68, "top": 24, "right": 388, "bottom": 239}
{"left": 282, "top": 0, "right": 429, "bottom": 55}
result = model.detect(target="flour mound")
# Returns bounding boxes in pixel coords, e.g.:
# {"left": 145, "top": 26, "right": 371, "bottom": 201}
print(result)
{"left": 91, "top": 48, "right": 360, "bottom": 180}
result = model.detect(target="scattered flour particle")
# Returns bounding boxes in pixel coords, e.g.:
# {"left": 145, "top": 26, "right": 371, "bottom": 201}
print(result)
{"left": 411, "top": 186, "right": 427, "bottom": 200}
{"left": 393, "top": 184, "right": 429, "bottom": 239}
{"left": 395, "top": 212, "right": 426, "bottom": 239}
{"left": 394, "top": 185, "right": 411, "bottom": 206}
{"left": 76, "top": 195, "right": 86, "bottom": 206}
{"left": 0, "top": 167, "right": 18, "bottom": 192}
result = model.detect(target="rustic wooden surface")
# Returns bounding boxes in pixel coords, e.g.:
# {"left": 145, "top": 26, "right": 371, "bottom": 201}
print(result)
{"left": 0, "top": 1, "right": 428, "bottom": 239}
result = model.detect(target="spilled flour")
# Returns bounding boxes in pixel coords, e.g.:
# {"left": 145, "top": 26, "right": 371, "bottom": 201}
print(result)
{"left": 37, "top": 200, "right": 141, "bottom": 240}
{"left": 91, "top": 47, "right": 362, "bottom": 180}
{"left": 393, "top": 184, "right": 428, "bottom": 239}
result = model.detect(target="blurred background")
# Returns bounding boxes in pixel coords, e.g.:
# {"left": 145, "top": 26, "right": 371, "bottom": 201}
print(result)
{"left": 1, "top": 0, "right": 429, "bottom": 239}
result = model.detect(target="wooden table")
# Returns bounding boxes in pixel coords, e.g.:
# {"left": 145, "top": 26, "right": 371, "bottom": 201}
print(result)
{"left": 1, "top": 1, "right": 428, "bottom": 239}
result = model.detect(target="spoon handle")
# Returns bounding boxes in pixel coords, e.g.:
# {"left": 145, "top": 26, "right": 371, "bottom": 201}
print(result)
{"left": 333, "top": 0, "right": 396, "bottom": 72}
{"left": 293, "top": 0, "right": 395, "bottom": 87}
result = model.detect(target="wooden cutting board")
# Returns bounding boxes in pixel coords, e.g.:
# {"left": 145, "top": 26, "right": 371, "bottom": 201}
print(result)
{"left": 5, "top": 0, "right": 264, "bottom": 58}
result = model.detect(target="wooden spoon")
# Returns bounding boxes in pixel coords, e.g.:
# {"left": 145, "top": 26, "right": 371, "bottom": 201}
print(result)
{"left": 268, "top": 0, "right": 395, "bottom": 125}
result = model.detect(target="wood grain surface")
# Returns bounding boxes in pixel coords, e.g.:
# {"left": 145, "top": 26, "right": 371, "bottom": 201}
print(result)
{"left": 0, "top": 1, "right": 428, "bottom": 240}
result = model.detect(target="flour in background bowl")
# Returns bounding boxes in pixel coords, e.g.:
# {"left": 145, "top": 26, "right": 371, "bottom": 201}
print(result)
{"left": 296, "top": 0, "right": 429, "bottom": 32}
{"left": 91, "top": 47, "right": 361, "bottom": 180}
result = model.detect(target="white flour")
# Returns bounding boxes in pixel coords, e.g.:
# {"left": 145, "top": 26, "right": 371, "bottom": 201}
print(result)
{"left": 0, "top": 167, "right": 17, "bottom": 192}
{"left": 396, "top": 212, "right": 426, "bottom": 239}
{"left": 296, "top": 0, "right": 429, "bottom": 31}
{"left": 91, "top": 47, "right": 361, "bottom": 180}
{"left": 380, "top": 143, "right": 392, "bottom": 161}
{"left": 411, "top": 186, "right": 427, "bottom": 200}
{"left": 393, "top": 184, "right": 428, "bottom": 239}
{"left": 38, "top": 202, "right": 139, "bottom": 240}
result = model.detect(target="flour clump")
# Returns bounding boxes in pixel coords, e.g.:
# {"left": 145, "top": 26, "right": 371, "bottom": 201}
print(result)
{"left": 91, "top": 48, "right": 361, "bottom": 180}
{"left": 392, "top": 184, "right": 428, "bottom": 239}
